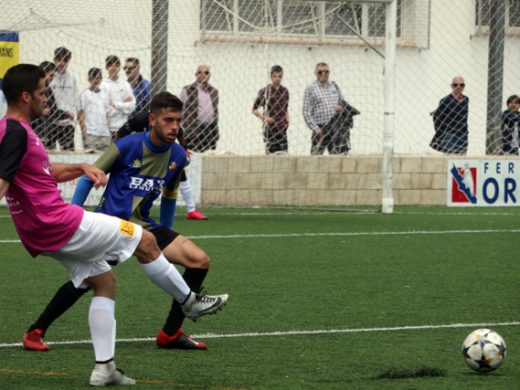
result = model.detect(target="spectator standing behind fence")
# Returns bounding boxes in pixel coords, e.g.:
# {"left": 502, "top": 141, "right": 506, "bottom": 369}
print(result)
{"left": 32, "top": 61, "right": 72, "bottom": 149}
{"left": 124, "top": 57, "right": 152, "bottom": 114}
{"left": 252, "top": 65, "right": 289, "bottom": 154}
{"left": 303, "top": 62, "right": 359, "bottom": 155}
{"left": 49, "top": 47, "right": 78, "bottom": 150}
{"left": 101, "top": 55, "right": 135, "bottom": 136}
{"left": 78, "top": 68, "right": 111, "bottom": 151}
{"left": 180, "top": 65, "right": 219, "bottom": 152}
{"left": 501, "top": 95, "right": 520, "bottom": 155}
{"left": 430, "top": 76, "right": 469, "bottom": 155}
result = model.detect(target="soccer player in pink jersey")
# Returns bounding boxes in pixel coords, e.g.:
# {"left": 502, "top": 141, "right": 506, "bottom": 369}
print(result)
{"left": 0, "top": 64, "right": 227, "bottom": 387}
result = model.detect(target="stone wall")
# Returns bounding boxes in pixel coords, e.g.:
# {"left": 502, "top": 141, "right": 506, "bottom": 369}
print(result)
{"left": 200, "top": 156, "right": 513, "bottom": 206}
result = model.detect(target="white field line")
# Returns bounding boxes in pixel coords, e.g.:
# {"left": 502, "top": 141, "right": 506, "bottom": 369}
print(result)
{"left": 2, "top": 210, "right": 520, "bottom": 218}
{"left": 0, "top": 321, "right": 518, "bottom": 349}
{"left": 1, "top": 228, "right": 520, "bottom": 243}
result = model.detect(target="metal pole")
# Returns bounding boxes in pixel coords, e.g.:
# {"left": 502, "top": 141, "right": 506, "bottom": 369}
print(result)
{"left": 486, "top": 0, "right": 505, "bottom": 155}
{"left": 151, "top": 0, "right": 168, "bottom": 96}
{"left": 382, "top": 0, "right": 396, "bottom": 213}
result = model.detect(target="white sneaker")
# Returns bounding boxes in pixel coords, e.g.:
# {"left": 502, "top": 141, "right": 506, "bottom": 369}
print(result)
{"left": 182, "top": 292, "right": 229, "bottom": 321}
{"left": 89, "top": 361, "right": 136, "bottom": 386}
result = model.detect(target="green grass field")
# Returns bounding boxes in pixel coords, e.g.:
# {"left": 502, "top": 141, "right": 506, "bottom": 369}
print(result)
{"left": 0, "top": 206, "right": 519, "bottom": 389}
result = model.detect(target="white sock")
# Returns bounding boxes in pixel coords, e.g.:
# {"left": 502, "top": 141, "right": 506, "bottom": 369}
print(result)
{"left": 180, "top": 179, "right": 196, "bottom": 212}
{"left": 140, "top": 253, "right": 191, "bottom": 302}
{"left": 89, "top": 296, "right": 116, "bottom": 362}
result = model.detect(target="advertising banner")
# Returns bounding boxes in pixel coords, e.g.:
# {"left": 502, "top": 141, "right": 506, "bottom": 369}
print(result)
{"left": 447, "top": 159, "right": 520, "bottom": 207}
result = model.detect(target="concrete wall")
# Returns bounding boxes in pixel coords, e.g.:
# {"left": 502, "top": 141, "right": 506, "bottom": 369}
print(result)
{"left": 200, "top": 155, "right": 520, "bottom": 206}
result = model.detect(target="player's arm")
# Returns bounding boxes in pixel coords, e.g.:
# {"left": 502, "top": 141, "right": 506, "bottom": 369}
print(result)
{"left": 50, "top": 163, "right": 106, "bottom": 188}
{"left": 0, "top": 122, "right": 27, "bottom": 199}
{"left": 160, "top": 157, "right": 187, "bottom": 229}
{"left": 70, "top": 143, "right": 121, "bottom": 206}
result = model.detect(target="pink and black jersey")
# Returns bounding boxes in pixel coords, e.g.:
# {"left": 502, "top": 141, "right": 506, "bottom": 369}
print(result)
{"left": 0, "top": 116, "right": 84, "bottom": 257}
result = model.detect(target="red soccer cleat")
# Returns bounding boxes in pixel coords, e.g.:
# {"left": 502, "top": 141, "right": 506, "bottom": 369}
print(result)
{"left": 156, "top": 328, "right": 208, "bottom": 350}
{"left": 186, "top": 209, "right": 208, "bottom": 220}
{"left": 23, "top": 329, "right": 49, "bottom": 351}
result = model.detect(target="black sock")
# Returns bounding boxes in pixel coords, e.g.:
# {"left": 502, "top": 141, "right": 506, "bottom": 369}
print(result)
{"left": 29, "top": 281, "right": 90, "bottom": 334}
{"left": 162, "top": 268, "right": 208, "bottom": 335}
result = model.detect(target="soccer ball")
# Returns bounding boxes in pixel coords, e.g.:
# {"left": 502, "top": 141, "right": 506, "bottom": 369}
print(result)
{"left": 462, "top": 328, "right": 507, "bottom": 372}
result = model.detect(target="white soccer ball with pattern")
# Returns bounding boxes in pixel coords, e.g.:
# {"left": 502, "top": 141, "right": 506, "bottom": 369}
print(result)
{"left": 462, "top": 328, "right": 506, "bottom": 372}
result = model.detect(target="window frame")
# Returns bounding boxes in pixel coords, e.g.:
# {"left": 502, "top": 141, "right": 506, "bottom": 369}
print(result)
{"left": 475, "top": 0, "right": 520, "bottom": 36}
{"left": 199, "top": 0, "right": 413, "bottom": 47}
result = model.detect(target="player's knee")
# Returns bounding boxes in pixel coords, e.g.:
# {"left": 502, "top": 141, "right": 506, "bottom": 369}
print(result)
{"left": 200, "top": 253, "right": 211, "bottom": 269}
{"left": 135, "top": 230, "right": 161, "bottom": 263}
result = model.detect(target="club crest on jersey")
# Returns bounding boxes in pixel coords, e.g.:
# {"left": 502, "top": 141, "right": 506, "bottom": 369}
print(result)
{"left": 119, "top": 220, "right": 135, "bottom": 237}
{"left": 133, "top": 159, "right": 142, "bottom": 168}
{"left": 169, "top": 162, "right": 177, "bottom": 170}
{"left": 129, "top": 176, "right": 165, "bottom": 192}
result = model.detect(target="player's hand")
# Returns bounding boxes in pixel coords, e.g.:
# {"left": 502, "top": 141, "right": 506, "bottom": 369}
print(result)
{"left": 83, "top": 164, "right": 107, "bottom": 189}
{"left": 335, "top": 104, "right": 343, "bottom": 112}
{"left": 265, "top": 116, "right": 275, "bottom": 125}
{"left": 316, "top": 128, "right": 324, "bottom": 139}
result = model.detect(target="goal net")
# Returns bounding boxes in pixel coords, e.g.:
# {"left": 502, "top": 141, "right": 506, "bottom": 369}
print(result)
{"left": 1, "top": 0, "right": 519, "bottom": 208}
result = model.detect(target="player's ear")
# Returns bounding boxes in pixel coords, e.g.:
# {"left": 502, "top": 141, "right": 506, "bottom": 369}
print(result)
{"left": 148, "top": 112, "right": 156, "bottom": 127}
{"left": 20, "top": 91, "right": 31, "bottom": 104}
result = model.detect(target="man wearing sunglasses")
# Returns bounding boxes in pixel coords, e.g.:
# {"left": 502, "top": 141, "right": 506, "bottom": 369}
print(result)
{"left": 303, "top": 62, "right": 358, "bottom": 155}
{"left": 179, "top": 65, "right": 219, "bottom": 153}
{"left": 124, "top": 57, "right": 152, "bottom": 114}
{"left": 430, "top": 76, "right": 469, "bottom": 155}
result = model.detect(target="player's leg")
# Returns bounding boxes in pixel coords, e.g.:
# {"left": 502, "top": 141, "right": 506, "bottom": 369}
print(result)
{"left": 134, "top": 228, "right": 227, "bottom": 321}
{"left": 23, "top": 281, "right": 90, "bottom": 351}
{"left": 48, "top": 212, "right": 139, "bottom": 385}
{"left": 181, "top": 170, "right": 208, "bottom": 220}
{"left": 83, "top": 271, "right": 136, "bottom": 386}
{"left": 154, "top": 230, "right": 211, "bottom": 349}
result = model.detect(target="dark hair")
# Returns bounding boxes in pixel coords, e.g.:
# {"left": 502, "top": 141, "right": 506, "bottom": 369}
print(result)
{"left": 506, "top": 95, "right": 519, "bottom": 105}
{"left": 105, "top": 55, "right": 120, "bottom": 68}
{"left": 126, "top": 57, "right": 140, "bottom": 66}
{"left": 54, "top": 47, "right": 72, "bottom": 61}
{"left": 88, "top": 67, "right": 102, "bottom": 79}
{"left": 2, "top": 64, "right": 45, "bottom": 104}
{"left": 39, "top": 61, "right": 56, "bottom": 74}
{"left": 150, "top": 91, "right": 183, "bottom": 114}
{"left": 270, "top": 65, "right": 283, "bottom": 75}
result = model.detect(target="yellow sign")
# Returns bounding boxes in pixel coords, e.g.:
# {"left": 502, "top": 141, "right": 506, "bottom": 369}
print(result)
{"left": 0, "top": 32, "right": 19, "bottom": 80}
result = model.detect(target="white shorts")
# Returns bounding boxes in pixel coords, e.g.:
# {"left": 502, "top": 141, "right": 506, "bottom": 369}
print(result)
{"left": 43, "top": 211, "right": 143, "bottom": 288}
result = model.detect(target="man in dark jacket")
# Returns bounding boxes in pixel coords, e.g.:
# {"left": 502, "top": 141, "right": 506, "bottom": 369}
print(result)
{"left": 179, "top": 65, "right": 219, "bottom": 152}
{"left": 430, "top": 76, "right": 469, "bottom": 155}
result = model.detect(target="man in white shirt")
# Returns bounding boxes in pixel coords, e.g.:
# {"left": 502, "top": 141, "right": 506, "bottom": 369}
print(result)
{"left": 78, "top": 68, "right": 111, "bottom": 151}
{"left": 101, "top": 55, "right": 135, "bottom": 136}
{"left": 49, "top": 47, "right": 78, "bottom": 150}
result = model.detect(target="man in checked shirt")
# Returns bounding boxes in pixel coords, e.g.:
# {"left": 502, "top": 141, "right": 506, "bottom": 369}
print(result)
{"left": 303, "top": 62, "right": 355, "bottom": 155}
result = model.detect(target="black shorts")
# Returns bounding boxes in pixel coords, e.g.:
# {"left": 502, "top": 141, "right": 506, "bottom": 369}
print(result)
{"left": 149, "top": 226, "right": 179, "bottom": 250}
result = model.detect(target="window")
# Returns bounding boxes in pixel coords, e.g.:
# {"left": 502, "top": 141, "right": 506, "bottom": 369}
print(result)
{"left": 475, "top": 0, "right": 520, "bottom": 33}
{"left": 200, "top": 0, "right": 421, "bottom": 46}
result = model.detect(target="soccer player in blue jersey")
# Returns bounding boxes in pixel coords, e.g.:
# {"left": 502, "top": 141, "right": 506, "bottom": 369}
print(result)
{"left": 23, "top": 92, "right": 226, "bottom": 352}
